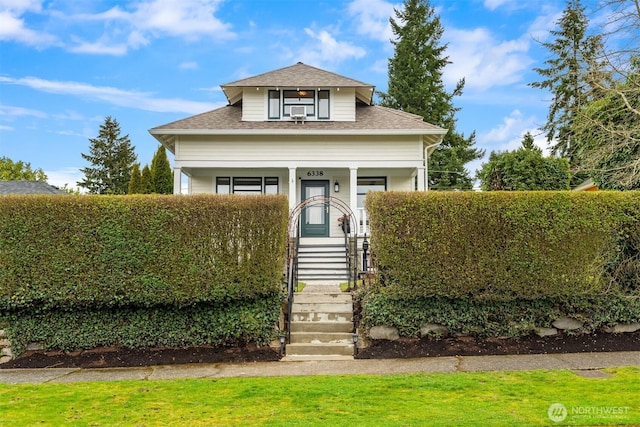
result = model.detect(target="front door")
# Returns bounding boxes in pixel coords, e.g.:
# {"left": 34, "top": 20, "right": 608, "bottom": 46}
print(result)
{"left": 301, "top": 180, "right": 330, "bottom": 237}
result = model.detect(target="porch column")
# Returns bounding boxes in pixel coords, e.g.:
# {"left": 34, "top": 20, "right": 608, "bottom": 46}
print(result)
{"left": 288, "top": 167, "right": 297, "bottom": 210}
{"left": 417, "top": 166, "right": 426, "bottom": 191}
{"left": 173, "top": 167, "right": 181, "bottom": 195}
{"left": 349, "top": 166, "right": 358, "bottom": 215}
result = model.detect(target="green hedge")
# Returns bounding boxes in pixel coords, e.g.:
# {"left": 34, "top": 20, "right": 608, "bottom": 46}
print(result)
{"left": 359, "top": 292, "right": 640, "bottom": 338}
{"left": 0, "top": 194, "right": 289, "bottom": 310}
{"left": 366, "top": 191, "right": 640, "bottom": 300}
{"left": 4, "top": 294, "right": 282, "bottom": 355}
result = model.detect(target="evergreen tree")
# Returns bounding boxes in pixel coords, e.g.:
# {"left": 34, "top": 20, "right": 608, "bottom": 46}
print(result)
{"left": 150, "top": 145, "right": 173, "bottom": 194}
{"left": 0, "top": 157, "right": 48, "bottom": 181}
{"left": 573, "top": 59, "right": 640, "bottom": 189}
{"left": 378, "top": 0, "right": 483, "bottom": 190}
{"left": 140, "top": 165, "right": 153, "bottom": 194}
{"left": 128, "top": 163, "right": 142, "bottom": 194}
{"left": 529, "top": 0, "right": 603, "bottom": 161}
{"left": 78, "top": 116, "right": 137, "bottom": 194}
{"left": 477, "top": 132, "right": 571, "bottom": 191}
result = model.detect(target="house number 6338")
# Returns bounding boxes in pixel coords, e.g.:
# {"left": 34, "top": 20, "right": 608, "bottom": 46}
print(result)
{"left": 307, "top": 170, "right": 324, "bottom": 176}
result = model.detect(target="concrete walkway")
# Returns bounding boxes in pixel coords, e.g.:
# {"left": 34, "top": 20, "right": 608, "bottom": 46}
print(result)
{"left": 1, "top": 351, "right": 638, "bottom": 384}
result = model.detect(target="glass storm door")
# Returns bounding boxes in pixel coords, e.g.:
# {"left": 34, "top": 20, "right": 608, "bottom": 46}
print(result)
{"left": 301, "top": 180, "right": 330, "bottom": 237}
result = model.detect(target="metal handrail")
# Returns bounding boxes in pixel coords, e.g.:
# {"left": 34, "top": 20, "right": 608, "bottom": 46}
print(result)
{"left": 285, "top": 196, "right": 361, "bottom": 343}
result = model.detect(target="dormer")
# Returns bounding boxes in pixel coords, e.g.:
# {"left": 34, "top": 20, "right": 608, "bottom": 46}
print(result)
{"left": 220, "top": 62, "right": 375, "bottom": 123}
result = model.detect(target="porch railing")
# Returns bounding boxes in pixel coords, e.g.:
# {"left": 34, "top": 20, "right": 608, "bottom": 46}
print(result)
{"left": 356, "top": 207, "right": 370, "bottom": 236}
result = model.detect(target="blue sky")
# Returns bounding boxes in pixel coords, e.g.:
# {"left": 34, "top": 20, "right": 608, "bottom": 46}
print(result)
{"left": 0, "top": 0, "right": 602, "bottom": 189}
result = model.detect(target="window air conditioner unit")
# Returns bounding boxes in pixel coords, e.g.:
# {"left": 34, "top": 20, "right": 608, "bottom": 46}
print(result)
{"left": 290, "top": 105, "right": 307, "bottom": 120}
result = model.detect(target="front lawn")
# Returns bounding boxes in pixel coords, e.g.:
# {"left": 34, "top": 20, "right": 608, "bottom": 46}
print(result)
{"left": 2, "top": 367, "right": 639, "bottom": 426}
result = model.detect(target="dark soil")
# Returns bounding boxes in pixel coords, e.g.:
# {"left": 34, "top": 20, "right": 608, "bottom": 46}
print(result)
{"left": 0, "top": 344, "right": 281, "bottom": 369}
{"left": 2, "top": 332, "right": 639, "bottom": 369}
{"left": 356, "top": 331, "right": 640, "bottom": 359}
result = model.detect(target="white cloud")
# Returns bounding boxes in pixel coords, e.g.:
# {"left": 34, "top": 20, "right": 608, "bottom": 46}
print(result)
{"left": 0, "top": 103, "right": 48, "bottom": 119}
{"left": 298, "top": 28, "right": 366, "bottom": 66}
{"left": 67, "top": 0, "right": 235, "bottom": 55}
{"left": 52, "top": 110, "right": 86, "bottom": 121}
{"left": 444, "top": 27, "right": 532, "bottom": 91}
{"left": 0, "top": 124, "right": 14, "bottom": 131}
{"left": 527, "top": 7, "right": 562, "bottom": 42}
{"left": 479, "top": 110, "right": 532, "bottom": 144}
{"left": 347, "top": 0, "right": 398, "bottom": 43}
{"left": 0, "top": 76, "right": 217, "bottom": 114}
{"left": 0, "top": 0, "right": 57, "bottom": 47}
{"left": 179, "top": 61, "right": 199, "bottom": 70}
{"left": 45, "top": 167, "right": 84, "bottom": 192}
{"left": 478, "top": 109, "right": 549, "bottom": 153}
{"left": 68, "top": 36, "right": 128, "bottom": 55}
{"left": 483, "top": 0, "right": 516, "bottom": 11}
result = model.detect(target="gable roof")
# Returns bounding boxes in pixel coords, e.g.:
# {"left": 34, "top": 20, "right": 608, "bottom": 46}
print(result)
{"left": 0, "top": 180, "right": 66, "bottom": 195}
{"left": 150, "top": 104, "right": 447, "bottom": 153}
{"left": 221, "top": 62, "right": 375, "bottom": 105}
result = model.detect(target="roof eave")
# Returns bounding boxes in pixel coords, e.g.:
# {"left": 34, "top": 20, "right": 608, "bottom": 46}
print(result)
{"left": 149, "top": 128, "right": 448, "bottom": 136}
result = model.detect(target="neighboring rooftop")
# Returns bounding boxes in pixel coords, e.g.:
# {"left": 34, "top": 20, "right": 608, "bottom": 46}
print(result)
{"left": 0, "top": 180, "right": 66, "bottom": 195}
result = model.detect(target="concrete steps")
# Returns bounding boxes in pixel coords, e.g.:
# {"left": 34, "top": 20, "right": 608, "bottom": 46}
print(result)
{"left": 297, "top": 238, "right": 350, "bottom": 282}
{"left": 286, "top": 285, "right": 355, "bottom": 360}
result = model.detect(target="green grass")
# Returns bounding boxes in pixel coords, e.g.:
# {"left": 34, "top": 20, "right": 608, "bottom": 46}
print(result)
{"left": 2, "top": 367, "right": 639, "bottom": 426}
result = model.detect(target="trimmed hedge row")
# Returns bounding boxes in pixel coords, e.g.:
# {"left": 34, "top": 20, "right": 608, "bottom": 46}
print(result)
{"left": 4, "top": 294, "right": 283, "bottom": 355}
{"left": 0, "top": 194, "right": 289, "bottom": 310}
{"left": 365, "top": 191, "right": 640, "bottom": 300}
{"left": 359, "top": 292, "right": 640, "bottom": 338}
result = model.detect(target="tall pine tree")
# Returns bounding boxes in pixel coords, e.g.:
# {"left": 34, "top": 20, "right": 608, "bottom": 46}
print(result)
{"left": 140, "top": 165, "right": 153, "bottom": 194}
{"left": 128, "top": 163, "right": 142, "bottom": 194}
{"left": 529, "top": 0, "right": 603, "bottom": 161}
{"left": 78, "top": 116, "right": 136, "bottom": 194}
{"left": 150, "top": 145, "right": 173, "bottom": 194}
{"left": 378, "top": 0, "right": 483, "bottom": 190}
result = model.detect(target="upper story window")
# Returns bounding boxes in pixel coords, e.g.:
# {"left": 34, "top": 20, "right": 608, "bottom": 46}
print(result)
{"left": 284, "top": 90, "right": 315, "bottom": 117}
{"left": 268, "top": 89, "right": 330, "bottom": 120}
{"left": 268, "top": 90, "right": 280, "bottom": 119}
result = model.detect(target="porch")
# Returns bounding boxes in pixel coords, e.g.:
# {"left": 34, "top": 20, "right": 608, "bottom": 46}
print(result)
{"left": 172, "top": 164, "right": 419, "bottom": 237}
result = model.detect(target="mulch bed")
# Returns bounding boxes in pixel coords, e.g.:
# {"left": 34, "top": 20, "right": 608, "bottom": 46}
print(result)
{"left": 1, "top": 332, "right": 638, "bottom": 369}
{"left": 0, "top": 344, "right": 281, "bottom": 369}
{"left": 356, "top": 331, "right": 640, "bottom": 359}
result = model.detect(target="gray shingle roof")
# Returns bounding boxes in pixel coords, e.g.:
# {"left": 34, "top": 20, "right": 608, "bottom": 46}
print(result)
{"left": 222, "top": 62, "right": 373, "bottom": 89}
{"left": 221, "top": 63, "right": 375, "bottom": 105}
{"left": 151, "top": 104, "right": 445, "bottom": 133}
{"left": 0, "top": 181, "right": 66, "bottom": 195}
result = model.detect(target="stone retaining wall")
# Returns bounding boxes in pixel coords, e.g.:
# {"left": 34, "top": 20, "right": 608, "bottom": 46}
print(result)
{"left": 367, "top": 320, "right": 640, "bottom": 341}
{"left": 0, "top": 329, "right": 12, "bottom": 363}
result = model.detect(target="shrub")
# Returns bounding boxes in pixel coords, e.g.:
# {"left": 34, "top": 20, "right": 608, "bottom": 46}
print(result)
{"left": 0, "top": 194, "right": 289, "bottom": 310}
{"left": 5, "top": 294, "right": 283, "bottom": 355}
{"left": 0, "top": 194, "right": 288, "bottom": 354}
{"left": 361, "top": 191, "right": 640, "bottom": 338}
{"left": 365, "top": 191, "right": 639, "bottom": 300}
{"left": 358, "top": 291, "right": 640, "bottom": 338}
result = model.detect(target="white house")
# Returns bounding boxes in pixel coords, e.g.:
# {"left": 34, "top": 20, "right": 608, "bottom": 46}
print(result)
{"left": 149, "top": 62, "right": 447, "bottom": 239}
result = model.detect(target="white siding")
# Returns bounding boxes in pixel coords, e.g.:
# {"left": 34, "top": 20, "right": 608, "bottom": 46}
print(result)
{"left": 332, "top": 88, "right": 355, "bottom": 121}
{"left": 191, "top": 176, "right": 213, "bottom": 194}
{"left": 241, "top": 89, "right": 264, "bottom": 121}
{"left": 178, "top": 135, "right": 421, "bottom": 162}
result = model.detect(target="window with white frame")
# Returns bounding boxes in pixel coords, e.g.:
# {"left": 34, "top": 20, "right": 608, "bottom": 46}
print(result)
{"left": 268, "top": 89, "right": 330, "bottom": 120}
{"left": 216, "top": 177, "right": 230, "bottom": 194}
{"left": 357, "top": 177, "right": 386, "bottom": 207}
{"left": 216, "top": 177, "right": 279, "bottom": 195}
{"left": 268, "top": 90, "right": 280, "bottom": 119}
